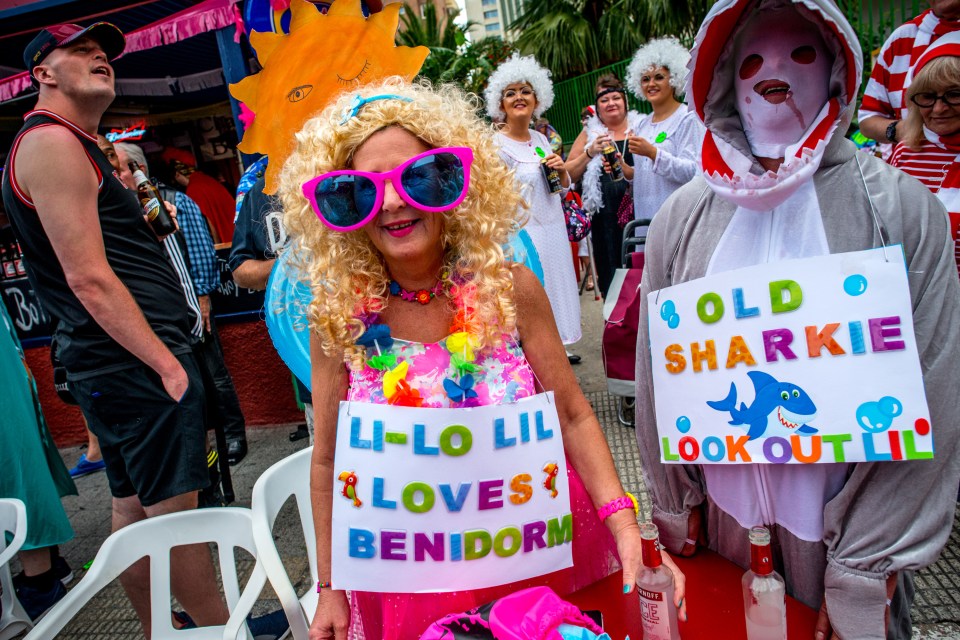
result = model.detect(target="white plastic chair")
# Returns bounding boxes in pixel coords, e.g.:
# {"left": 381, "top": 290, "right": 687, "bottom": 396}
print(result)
{"left": 25, "top": 507, "right": 265, "bottom": 640}
{"left": 248, "top": 447, "right": 316, "bottom": 640}
{"left": 0, "top": 498, "right": 32, "bottom": 640}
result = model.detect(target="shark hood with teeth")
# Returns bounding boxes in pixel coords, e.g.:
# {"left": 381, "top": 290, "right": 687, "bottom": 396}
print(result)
{"left": 686, "top": 0, "right": 862, "bottom": 211}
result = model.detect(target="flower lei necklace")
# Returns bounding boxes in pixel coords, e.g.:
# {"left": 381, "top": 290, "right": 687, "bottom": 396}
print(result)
{"left": 356, "top": 276, "right": 482, "bottom": 407}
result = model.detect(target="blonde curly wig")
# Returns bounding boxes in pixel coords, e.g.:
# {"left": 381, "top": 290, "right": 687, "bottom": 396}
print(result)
{"left": 279, "top": 78, "right": 525, "bottom": 369}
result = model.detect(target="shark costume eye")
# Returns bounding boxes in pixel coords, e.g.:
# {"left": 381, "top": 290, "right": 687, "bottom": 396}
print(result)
{"left": 792, "top": 389, "right": 800, "bottom": 398}
{"left": 781, "top": 391, "right": 789, "bottom": 400}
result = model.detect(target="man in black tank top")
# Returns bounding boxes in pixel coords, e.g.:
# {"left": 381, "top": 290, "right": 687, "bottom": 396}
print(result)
{"left": 0, "top": 23, "right": 229, "bottom": 631}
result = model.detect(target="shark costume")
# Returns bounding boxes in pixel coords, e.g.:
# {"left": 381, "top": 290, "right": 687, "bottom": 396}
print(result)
{"left": 634, "top": 1, "right": 960, "bottom": 638}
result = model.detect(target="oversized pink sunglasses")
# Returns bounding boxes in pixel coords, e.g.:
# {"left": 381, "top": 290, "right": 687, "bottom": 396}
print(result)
{"left": 301, "top": 146, "right": 474, "bottom": 232}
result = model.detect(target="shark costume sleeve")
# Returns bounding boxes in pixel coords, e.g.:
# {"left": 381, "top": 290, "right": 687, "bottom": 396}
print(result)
{"left": 634, "top": 1, "right": 960, "bottom": 638}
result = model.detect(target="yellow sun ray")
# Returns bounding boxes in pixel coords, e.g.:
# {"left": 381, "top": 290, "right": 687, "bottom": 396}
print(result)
{"left": 230, "top": 0, "right": 429, "bottom": 194}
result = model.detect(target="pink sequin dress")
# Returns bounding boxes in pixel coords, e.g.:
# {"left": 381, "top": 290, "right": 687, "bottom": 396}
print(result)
{"left": 345, "top": 335, "right": 621, "bottom": 640}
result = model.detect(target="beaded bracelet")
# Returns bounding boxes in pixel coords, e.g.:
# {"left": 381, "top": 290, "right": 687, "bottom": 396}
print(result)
{"left": 317, "top": 581, "right": 332, "bottom": 593}
{"left": 597, "top": 492, "right": 639, "bottom": 521}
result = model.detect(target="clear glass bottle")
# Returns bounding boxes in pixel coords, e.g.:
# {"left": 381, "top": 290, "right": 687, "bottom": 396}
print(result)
{"left": 742, "top": 526, "right": 786, "bottom": 640}
{"left": 636, "top": 522, "right": 681, "bottom": 640}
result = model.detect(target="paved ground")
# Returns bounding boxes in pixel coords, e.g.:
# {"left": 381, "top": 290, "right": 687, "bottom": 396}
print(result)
{"left": 10, "top": 291, "right": 960, "bottom": 638}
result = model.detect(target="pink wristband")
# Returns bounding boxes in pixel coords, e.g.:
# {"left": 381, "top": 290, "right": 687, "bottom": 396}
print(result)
{"left": 598, "top": 493, "right": 639, "bottom": 521}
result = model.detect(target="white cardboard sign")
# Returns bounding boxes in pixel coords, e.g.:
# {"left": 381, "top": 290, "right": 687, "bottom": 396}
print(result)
{"left": 648, "top": 246, "right": 932, "bottom": 464}
{"left": 330, "top": 392, "right": 573, "bottom": 592}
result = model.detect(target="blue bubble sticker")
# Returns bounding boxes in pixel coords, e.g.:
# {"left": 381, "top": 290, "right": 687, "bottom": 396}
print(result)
{"left": 843, "top": 274, "right": 868, "bottom": 296}
{"left": 660, "top": 300, "right": 676, "bottom": 321}
{"left": 856, "top": 395, "right": 903, "bottom": 433}
{"left": 667, "top": 314, "right": 680, "bottom": 329}
{"left": 676, "top": 416, "right": 691, "bottom": 433}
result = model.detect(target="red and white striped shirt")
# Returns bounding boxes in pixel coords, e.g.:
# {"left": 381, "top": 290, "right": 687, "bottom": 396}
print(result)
{"left": 859, "top": 11, "right": 960, "bottom": 124}
{"left": 890, "top": 139, "right": 960, "bottom": 277}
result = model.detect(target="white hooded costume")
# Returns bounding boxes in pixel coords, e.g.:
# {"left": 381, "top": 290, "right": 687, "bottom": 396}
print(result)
{"left": 634, "top": 1, "right": 960, "bottom": 638}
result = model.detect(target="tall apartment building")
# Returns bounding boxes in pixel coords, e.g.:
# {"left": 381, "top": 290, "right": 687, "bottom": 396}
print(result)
{"left": 464, "top": 0, "right": 523, "bottom": 41}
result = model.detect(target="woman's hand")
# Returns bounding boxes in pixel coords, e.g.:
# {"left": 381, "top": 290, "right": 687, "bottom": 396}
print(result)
{"left": 309, "top": 589, "right": 351, "bottom": 640}
{"left": 543, "top": 153, "right": 570, "bottom": 186}
{"left": 600, "top": 152, "right": 633, "bottom": 180}
{"left": 617, "top": 524, "right": 688, "bottom": 622}
{"left": 589, "top": 134, "right": 611, "bottom": 160}
{"left": 627, "top": 134, "right": 657, "bottom": 160}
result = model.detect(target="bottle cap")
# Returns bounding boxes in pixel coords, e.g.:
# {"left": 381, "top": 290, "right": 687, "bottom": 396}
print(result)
{"left": 748, "top": 526, "right": 771, "bottom": 546}
{"left": 640, "top": 522, "right": 659, "bottom": 540}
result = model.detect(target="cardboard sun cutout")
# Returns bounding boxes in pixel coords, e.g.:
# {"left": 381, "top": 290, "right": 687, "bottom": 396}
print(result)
{"left": 230, "top": 0, "right": 429, "bottom": 194}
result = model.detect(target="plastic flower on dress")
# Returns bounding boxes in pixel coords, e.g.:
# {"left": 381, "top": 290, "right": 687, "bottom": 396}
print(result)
{"left": 383, "top": 360, "right": 409, "bottom": 399}
{"left": 367, "top": 353, "right": 398, "bottom": 370}
{"left": 443, "top": 374, "right": 479, "bottom": 403}
{"left": 450, "top": 352, "right": 481, "bottom": 376}
{"left": 388, "top": 379, "right": 423, "bottom": 407}
{"left": 446, "top": 331, "right": 477, "bottom": 362}
{"left": 357, "top": 323, "right": 393, "bottom": 351}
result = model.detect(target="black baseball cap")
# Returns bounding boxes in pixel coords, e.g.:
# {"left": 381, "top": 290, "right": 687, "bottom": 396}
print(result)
{"left": 24, "top": 22, "right": 125, "bottom": 74}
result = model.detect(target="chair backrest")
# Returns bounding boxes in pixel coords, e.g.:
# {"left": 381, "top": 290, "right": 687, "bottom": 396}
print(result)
{"left": 25, "top": 508, "right": 264, "bottom": 640}
{"left": 249, "top": 446, "right": 315, "bottom": 640}
{"left": 0, "top": 499, "right": 32, "bottom": 640}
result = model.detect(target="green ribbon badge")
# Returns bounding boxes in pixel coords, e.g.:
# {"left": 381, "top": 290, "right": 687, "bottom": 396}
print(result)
{"left": 535, "top": 146, "right": 546, "bottom": 158}
{"left": 655, "top": 131, "right": 668, "bottom": 144}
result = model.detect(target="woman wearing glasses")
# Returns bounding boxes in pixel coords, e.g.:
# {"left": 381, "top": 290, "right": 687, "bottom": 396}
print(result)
{"left": 484, "top": 55, "right": 582, "bottom": 362}
{"left": 280, "top": 80, "right": 686, "bottom": 639}
{"left": 890, "top": 32, "right": 960, "bottom": 277}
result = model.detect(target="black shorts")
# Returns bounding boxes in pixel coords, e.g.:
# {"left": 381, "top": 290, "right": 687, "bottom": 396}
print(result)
{"left": 72, "top": 352, "right": 208, "bottom": 507}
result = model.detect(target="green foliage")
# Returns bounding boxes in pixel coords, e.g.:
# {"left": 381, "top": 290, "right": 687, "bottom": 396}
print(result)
{"left": 510, "top": 0, "right": 711, "bottom": 80}
{"left": 398, "top": 2, "right": 516, "bottom": 97}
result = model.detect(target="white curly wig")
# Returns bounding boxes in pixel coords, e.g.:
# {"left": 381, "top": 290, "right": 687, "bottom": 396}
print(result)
{"left": 483, "top": 54, "right": 554, "bottom": 120}
{"left": 625, "top": 37, "right": 691, "bottom": 101}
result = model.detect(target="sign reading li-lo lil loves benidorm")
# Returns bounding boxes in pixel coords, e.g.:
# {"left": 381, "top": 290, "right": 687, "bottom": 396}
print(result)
{"left": 330, "top": 392, "right": 573, "bottom": 592}
{"left": 648, "top": 246, "right": 932, "bottom": 465}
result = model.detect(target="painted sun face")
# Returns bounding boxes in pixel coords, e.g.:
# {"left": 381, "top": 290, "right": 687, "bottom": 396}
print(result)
{"left": 230, "top": 0, "right": 428, "bottom": 194}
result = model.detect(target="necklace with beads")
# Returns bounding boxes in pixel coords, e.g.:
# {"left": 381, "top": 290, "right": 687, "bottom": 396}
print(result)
{"left": 388, "top": 278, "right": 445, "bottom": 305}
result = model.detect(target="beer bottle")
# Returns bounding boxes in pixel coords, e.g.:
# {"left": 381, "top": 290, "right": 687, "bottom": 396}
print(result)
{"left": 14, "top": 241, "right": 26, "bottom": 277}
{"left": 1, "top": 244, "right": 14, "bottom": 280}
{"left": 602, "top": 139, "right": 625, "bottom": 182}
{"left": 128, "top": 162, "right": 176, "bottom": 236}
{"left": 535, "top": 146, "right": 563, "bottom": 194}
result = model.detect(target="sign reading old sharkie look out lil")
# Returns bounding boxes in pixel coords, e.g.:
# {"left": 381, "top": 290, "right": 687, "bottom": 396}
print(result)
{"left": 648, "top": 246, "right": 932, "bottom": 464}
{"left": 330, "top": 392, "right": 573, "bottom": 592}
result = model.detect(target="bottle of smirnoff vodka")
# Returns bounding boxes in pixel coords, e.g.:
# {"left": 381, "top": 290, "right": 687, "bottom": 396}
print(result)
{"left": 742, "top": 526, "right": 786, "bottom": 640}
{"left": 636, "top": 522, "right": 681, "bottom": 640}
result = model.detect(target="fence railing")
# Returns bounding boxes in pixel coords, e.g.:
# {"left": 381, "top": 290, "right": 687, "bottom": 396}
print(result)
{"left": 543, "top": 0, "right": 924, "bottom": 144}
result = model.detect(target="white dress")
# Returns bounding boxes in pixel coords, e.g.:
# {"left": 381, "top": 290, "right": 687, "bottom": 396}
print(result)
{"left": 496, "top": 130, "right": 582, "bottom": 344}
{"left": 630, "top": 104, "right": 705, "bottom": 236}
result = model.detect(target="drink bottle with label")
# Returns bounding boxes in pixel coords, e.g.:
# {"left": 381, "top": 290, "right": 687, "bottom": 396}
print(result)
{"left": 636, "top": 522, "right": 681, "bottom": 640}
{"left": 601, "top": 139, "right": 625, "bottom": 182}
{"left": 14, "top": 241, "right": 26, "bottom": 277}
{"left": 1, "top": 244, "right": 14, "bottom": 280}
{"left": 742, "top": 526, "right": 787, "bottom": 640}
{"left": 535, "top": 146, "right": 563, "bottom": 194}
{"left": 129, "top": 163, "right": 176, "bottom": 236}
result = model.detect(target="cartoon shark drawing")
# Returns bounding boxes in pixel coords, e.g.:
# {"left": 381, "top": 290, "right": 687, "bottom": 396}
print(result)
{"left": 707, "top": 371, "right": 818, "bottom": 440}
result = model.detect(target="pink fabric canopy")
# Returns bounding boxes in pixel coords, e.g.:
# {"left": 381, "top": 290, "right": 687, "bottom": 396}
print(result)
{"left": 0, "top": 0, "right": 240, "bottom": 103}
